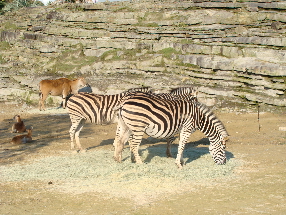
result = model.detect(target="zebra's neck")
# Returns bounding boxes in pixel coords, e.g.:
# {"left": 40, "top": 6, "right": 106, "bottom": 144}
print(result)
{"left": 197, "top": 102, "right": 228, "bottom": 141}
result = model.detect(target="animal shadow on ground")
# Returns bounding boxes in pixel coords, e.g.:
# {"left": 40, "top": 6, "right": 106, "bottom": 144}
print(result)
{"left": 87, "top": 138, "right": 115, "bottom": 151}
{"left": 94, "top": 135, "right": 162, "bottom": 152}
{"left": 143, "top": 138, "right": 234, "bottom": 165}
{"left": 90, "top": 136, "right": 233, "bottom": 164}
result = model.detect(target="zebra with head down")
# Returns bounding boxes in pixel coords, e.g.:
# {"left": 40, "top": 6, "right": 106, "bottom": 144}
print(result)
{"left": 113, "top": 92, "right": 229, "bottom": 168}
{"left": 113, "top": 86, "right": 198, "bottom": 159}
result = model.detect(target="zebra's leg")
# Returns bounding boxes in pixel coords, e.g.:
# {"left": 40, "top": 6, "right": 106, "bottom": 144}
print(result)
{"left": 113, "top": 119, "right": 131, "bottom": 163}
{"left": 129, "top": 131, "right": 144, "bottom": 164}
{"left": 175, "top": 130, "right": 192, "bottom": 169}
{"left": 74, "top": 119, "right": 86, "bottom": 152}
{"left": 69, "top": 123, "right": 77, "bottom": 151}
{"left": 113, "top": 123, "right": 122, "bottom": 161}
{"left": 69, "top": 117, "right": 84, "bottom": 151}
{"left": 128, "top": 135, "right": 136, "bottom": 163}
{"left": 166, "top": 136, "right": 176, "bottom": 158}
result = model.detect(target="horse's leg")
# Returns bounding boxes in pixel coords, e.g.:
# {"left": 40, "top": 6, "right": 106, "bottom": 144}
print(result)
{"left": 39, "top": 92, "right": 48, "bottom": 111}
{"left": 62, "top": 93, "right": 67, "bottom": 109}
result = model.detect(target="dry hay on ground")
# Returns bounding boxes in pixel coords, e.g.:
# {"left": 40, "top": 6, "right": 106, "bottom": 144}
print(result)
{"left": 0, "top": 143, "right": 241, "bottom": 205}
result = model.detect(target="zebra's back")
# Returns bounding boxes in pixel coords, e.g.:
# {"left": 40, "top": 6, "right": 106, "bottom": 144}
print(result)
{"left": 66, "top": 87, "right": 153, "bottom": 152}
{"left": 67, "top": 92, "right": 121, "bottom": 124}
{"left": 118, "top": 93, "right": 198, "bottom": 139}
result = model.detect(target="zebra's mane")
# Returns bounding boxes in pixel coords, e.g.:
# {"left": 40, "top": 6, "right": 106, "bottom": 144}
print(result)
{"left": 197, "top": 102, "right": 229, "bottom": 137}
{"left": 125, "top": 87, "right": 153, "bottom": 94}
{"left": 169, "top": 86, "right": 197, "bottom": 96}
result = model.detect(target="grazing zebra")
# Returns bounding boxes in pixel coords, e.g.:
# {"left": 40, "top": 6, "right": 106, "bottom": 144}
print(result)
{"left": 113, "top": 92, "right": 229, "bottom": 168}
{"left": 114, "top": 86, "right": 198, "bottom": 160}
{"left": 66, "top": 87, "right": 152, "bottom": 152}
{"left": 145, "top": 86, "right": 198, "bottom": 158}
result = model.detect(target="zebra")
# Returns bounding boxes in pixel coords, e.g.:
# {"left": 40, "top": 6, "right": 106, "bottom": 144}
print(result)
{"left": 142, "top": 86, "right": 198, "bottom": 158}
{"left": 113, "top": 86, "right": 198, "bottom": 160}
{"left": 66, "top": 86, "right": 197, "bottom": 153}
{"left": 113, "top": 92, "right": 229, "bottom": 168}
{"left": 66, "top": 87, "right": 152, "bottom": 152}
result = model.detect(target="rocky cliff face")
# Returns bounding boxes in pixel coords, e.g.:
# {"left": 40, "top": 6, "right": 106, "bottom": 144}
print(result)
{"left": 0, "top": 0, "right": 285, "bottom": 111}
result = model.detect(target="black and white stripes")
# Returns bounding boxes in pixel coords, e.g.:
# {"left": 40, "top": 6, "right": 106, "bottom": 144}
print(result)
{"left": 66, "top": 87, "right": 152, "bottom": 151}
{"left": 113, "top": 92, "right": 228, "bottom": 168}
{"left": 66, "top": 85, "right": 229, "bottom": 168}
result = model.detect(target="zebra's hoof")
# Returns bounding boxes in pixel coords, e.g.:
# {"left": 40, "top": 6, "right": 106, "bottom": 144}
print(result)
{"left": 113, "top": 156, "right": 122, "bottom": 163}
{"left": 72, "top": 150, "right": 78, "bottom": 154}
{"left": 175, "top": 162, "right": 183, "bottom": 169}
{"left": 135, "top": 160, "right": 143, "bottom": 164}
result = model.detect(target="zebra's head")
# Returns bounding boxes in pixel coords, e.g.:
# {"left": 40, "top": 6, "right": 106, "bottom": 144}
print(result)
{"left": 209, "top": 136, "right": 229, "bottom": 165}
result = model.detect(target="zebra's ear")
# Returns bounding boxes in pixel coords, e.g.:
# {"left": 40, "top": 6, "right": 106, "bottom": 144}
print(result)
{"left": 192, "top": 91, "right": 198, "bottom": 97}
{"left": 223, "top": 136, "right": 229, "bottom": 141}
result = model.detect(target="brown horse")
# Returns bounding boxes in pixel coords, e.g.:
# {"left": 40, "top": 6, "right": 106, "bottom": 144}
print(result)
{"left": 39, "top": 77, "right": 87, "bottom": 111}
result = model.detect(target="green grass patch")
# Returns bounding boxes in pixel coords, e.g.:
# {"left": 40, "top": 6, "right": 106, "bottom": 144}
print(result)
{"left": 48, "top": 44, "right": 97, "bottom": 74}
{"left": 158, "top": 47, "right": 180, "bottom": 59}
{"left": 0, "top": 41, "right": 11, "bottom": 50}
{"left": 0, "top": 54, "right": 5, "bottom": 64}
{"left": 100, "top": 49, "right": 120, "bottom": 61}
{"left": 176, "top": 62, "right": 200, "bottom": 69}
{"left": 181, "top": 39, "right": 194, "bottom": 44}
{"left": 1, "top": 21, "right": 19, "bottom": 30}
{"left": 145, "top": 22, "right": 159, "bottom": 28}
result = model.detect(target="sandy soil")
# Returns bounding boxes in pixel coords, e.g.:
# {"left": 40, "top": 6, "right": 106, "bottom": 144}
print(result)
{"left": 0, "top": 102, "right": 285, "bottom": 215}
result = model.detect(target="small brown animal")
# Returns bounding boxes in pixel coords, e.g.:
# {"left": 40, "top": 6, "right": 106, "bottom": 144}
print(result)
{"left": 11, "top": 127, "right": 33, "bottom": 144}
{"left": 38, "top": 77, "right": 87, "bottom": 111}
{"left": 11, "top": 115, "right": 26, "bottom": 133}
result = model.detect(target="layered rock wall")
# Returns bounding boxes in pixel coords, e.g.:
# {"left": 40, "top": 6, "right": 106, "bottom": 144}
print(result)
{"left": 0, "top": 0, "right": 285, "bottom": 110}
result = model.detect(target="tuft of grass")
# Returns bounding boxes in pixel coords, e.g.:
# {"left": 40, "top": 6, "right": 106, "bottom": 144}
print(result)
{"left": 2, "top": 0, "right": 43, "bottom": 13}
{"left": 100, "top": 49, "right": 120, "bottom": 61}
{"left": 176, "top": 62, "right": 200, "bottom": 69}
{"left": 24, "top": 91, "right": 36, "bottom": 106}
{"left": 47, "top": 97, "right": 55, "bottom": 106}
{"left": 181, "top": 39, "right": 194, "bottom": 44}
{"left": 145, "top": 22, "right": 159, "bottom": 28}
{"left": 158, "top": 47, "right": 180, "bottom": 59}
{"left": 49, "top": 45, "right": 97, "bottom": 74}
{"left": 1, "top": 21, "right": 19, "bottom": 30}
{"left": 0, "top": 41, "right": 11, "bottom": 50}
{"left": 0, "top": 54, "right": 6, "bottom": 64}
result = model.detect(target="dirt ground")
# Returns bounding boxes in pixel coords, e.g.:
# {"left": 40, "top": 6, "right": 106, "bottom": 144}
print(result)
{"left": 0, "top": 102, "right": 285, "bottom": 215}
